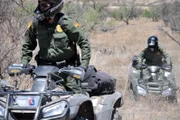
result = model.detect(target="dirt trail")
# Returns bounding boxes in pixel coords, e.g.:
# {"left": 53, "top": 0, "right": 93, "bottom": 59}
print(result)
{"left": 90, "top": 18, "right": 180, "bottom": 120}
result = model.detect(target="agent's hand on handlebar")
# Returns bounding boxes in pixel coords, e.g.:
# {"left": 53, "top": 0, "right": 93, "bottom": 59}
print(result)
{"left": 23, "top": 64, "right": 35, "bottom": 69}
{"left": 161, "top": 64, "right": 172, "bottom": 72}
{"left": 134, "top": 63, "right": 147, "bottom": 70}
{"left": 79, "top": 65, "right": 87, "bottom": 72}
{"left": 22, "top": 64, "right": 35, "bottom": 74}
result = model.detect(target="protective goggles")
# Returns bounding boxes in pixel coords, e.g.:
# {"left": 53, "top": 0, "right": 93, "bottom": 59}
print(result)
{"left": 39, "top": 2, "right": 51, "bottom": 8}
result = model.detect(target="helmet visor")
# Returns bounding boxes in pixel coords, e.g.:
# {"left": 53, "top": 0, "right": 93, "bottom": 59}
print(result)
{"left": 148, "top": 40, "right": 156, "bottom": 46}
{"left": 39, "top": 2, "right": 51, "bottom": 12}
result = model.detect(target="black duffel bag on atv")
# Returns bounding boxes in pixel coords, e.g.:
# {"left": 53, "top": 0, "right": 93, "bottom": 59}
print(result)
{"left": 81, "top": 65, "right": 116, "bottom": 96}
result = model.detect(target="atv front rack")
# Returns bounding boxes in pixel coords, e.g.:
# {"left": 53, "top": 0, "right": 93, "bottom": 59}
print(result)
{"left": 0, "top": 91, "right": 72, "bottom": 120}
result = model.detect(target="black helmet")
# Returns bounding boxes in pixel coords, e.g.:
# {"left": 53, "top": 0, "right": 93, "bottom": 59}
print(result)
{"left": 34, "top": 0, "right": 64, "bottom": 21}
{"left": 147, "top": 36, "right": 158, "bottom": 51}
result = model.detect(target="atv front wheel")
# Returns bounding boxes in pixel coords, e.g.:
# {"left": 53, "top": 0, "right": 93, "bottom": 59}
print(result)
{"left": 167, "top": 88, "right": 177, "bottom": 103}
{"left": 73, "top": 101, "right": 94, "bottom": 120}
{"left": 167, "top": 95, "right": 177, "bottom": 103}
{"left": 129, "top": 83, "right": 139, "bottom": 101}
{"left": 74, "top": 117, "right": 89, "bottom": 120}
{"left": 111, "top": 109, "right": 122, "bottom": 120}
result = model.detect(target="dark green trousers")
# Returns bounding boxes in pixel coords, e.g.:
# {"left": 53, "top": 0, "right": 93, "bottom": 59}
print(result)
{"left": 59, "top": 72, "right": 82, "bottom": 94}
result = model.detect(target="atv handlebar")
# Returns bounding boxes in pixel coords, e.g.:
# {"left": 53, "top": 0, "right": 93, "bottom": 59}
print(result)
{"left": 134, "top": 63, "right": 172, "bottom": 72}
{"left": 8, "top": 64, "right": 85, "bottom": 81}
{"left": 161, "top": 64, "right": 172, "bottom": 72}
{"left": 134, "top": 63, "right": 148, "bottom": 69}
{"left": 8, "top": 64, "right": 35, "bottom": 76}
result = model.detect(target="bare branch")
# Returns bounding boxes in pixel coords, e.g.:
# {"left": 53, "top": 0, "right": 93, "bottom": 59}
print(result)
{"left": 158, "top": 27, "right": 180, "bottom": 46}
{"left": 11, "top": 0, "right": 31, "bottom": 14}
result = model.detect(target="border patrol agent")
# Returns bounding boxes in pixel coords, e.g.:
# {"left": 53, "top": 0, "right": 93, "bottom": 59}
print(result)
{"left": 135, "top": 36, "right": 171, "bottom": 67}
{"left": 21, "top": 0, "right": 91, "bottom": 94}
{"left": 131, "top": 36, "right": 176, "bottom": 89}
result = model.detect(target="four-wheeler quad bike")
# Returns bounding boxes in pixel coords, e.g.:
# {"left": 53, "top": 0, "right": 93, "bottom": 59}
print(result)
{"left": 0, "top": 63, "right": 123, "bottom": 120}
{"left": 128, "top": 63, "right": 177, "bottom": 102}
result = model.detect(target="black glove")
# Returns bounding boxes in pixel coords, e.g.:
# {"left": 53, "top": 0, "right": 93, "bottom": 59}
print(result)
{"left": 135, "top": 63, "right": 147, "bottom": 69}
{"left": 22, "top": 64, "right": 35, "bottom": 74}
{"left": 134, "top": 63, "right": 141, "bottom": 69}
{"left": 162, "top": 64, "right": 172, "bottom": 72}
{"left": 141, "top": 64, "right": 148, "bottom": 69}
{"left": 132, "top": 55, "right": 139, "bottom": 68}
{"left": 132, "top": 55, "right": 138, "bottom": 62}
{"left": 23, "top": 64, "right": 30, "bottom": 68}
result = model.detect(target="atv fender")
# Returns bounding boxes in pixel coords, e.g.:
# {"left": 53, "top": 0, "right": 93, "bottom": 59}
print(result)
{"left": 91, "top": 92, "right": 123, "bottom": 120}
{"left": 67, "top": 94, "right": 94, "bottom": 119}
{"left": 128, "top": 63, "right": 140, "bottom": 90}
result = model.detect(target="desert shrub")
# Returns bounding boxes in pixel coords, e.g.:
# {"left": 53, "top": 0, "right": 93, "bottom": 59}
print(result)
{"left": 64, "top": 1, "right": 102, "bottom": 32}
{"left": 109, "top": 6, "right": 143, "bottom": 21}
{"left": 16, "top": 1, "right": 35, "bottom": 16}
{"left": 80, "top": 7, "right": 100, "bottom": 31}
{"left": 131, "top": 7, "right": 143, "bottom": 19}
{"left": 119, "top": 6, "right": 132, "bottom": 19}
{"left": 159, "top": 1, "right": 180, "bottom": 31}
{"left": 63, "top": 2, "right": 83, "bottom": 20}
{"left": 141, "top": 5, "right": 160, "bottom": 22}
{"left": 0, "top": 0, "right": 34, "bottom": 79}
{"left": 109, "top": 9, "right": 122, "bottom": 21}
{"left": 150, "top": 5, "right": 161, "bottom": 21}
{"left": 100, "top": 19, "right": 118, "bottom": 32}
{"left": 141, "top": 9, "right": 152, "bottom": 18}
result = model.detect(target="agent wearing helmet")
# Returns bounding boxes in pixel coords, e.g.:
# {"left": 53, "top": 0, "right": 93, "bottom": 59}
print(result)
{"left": 34, "top": 0, "right": 64, "bottom": 21}
{"left": 134, "top": 36, "right": 172, "bottom": 68}
{"left": 131, "top": 35, "right": 175, "bottom": 87}
{"left": 21, "top": 0, "right": 91, "bottom": 94}
{"left": 129, "top": 36, "right": 176, "bottom": 99}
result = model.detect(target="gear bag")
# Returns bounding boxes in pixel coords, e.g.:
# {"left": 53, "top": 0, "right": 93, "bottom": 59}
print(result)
{"left": 82, "top": 65, "right": 116, "bottom": 95}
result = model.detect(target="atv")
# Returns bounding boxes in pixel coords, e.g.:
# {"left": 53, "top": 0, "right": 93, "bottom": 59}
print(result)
{"left": 0, "top": 63, "right": 123, "bottom": 120}
{"left": 128, "top": 63, "right": 177, "bottom": 102}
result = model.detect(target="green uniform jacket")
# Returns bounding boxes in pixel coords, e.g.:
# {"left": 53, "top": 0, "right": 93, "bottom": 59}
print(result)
{"left": 136, "top": 46, "right": 172, "bottom": 66}
{"left": 22, "top": 13, "right": 91, "bottom": 67}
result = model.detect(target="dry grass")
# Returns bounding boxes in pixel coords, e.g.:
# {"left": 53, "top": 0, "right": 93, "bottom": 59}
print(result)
{"left": 90, "top": 18, "right": 180, "bottom": 120}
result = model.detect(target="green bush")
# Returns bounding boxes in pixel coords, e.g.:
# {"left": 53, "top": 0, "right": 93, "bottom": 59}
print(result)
{"left": 109, "top": 5, "right": 142, "bottom": 21}
{"left": 109, "top": 9, "right": 122, "bottom": 20}
{"left": 141, "top": 9, "right": 153, "bottom": 18}
{"left": 26, "top": 2, "right": 36, "bottom": 15}
{"left": 80, "top": 7, "right": 100, "bottom": 31}
{"left": 63, "top": 3, "right": 82, "bottom": 19}
{"left": 15, "top": 1, "right": 36, "bottom": 16}
{"left": 119, "top": 6, "right": 131, "bottom": 19}
{"left": 64, "top": 3, "right": 100, "bottom": 32}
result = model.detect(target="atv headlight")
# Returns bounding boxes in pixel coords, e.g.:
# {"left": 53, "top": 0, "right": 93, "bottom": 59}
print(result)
{"left": 42, "top": 100, "right": 69, "bottom": 118}
{"left": 162, "top": 88, "right": 172, "bottom": 96}
{"left": 137, "top": 86, "right": 147, "bottom": 96}
{"left": 0, "top": 106, "right": 4, "bottom": 117}
{"left": 164, "top": 71, "right": 171, "bottom": 77}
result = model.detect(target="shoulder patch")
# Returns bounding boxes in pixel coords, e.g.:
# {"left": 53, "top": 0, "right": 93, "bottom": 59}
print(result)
{"left": 56, "top": 25, "right": 63, "bottom": 32}
{"left": 27, "top": 21, "right": 32, "bottom": 30}
{"left": 73, "top": 21, "right": 80, "bottom": 28}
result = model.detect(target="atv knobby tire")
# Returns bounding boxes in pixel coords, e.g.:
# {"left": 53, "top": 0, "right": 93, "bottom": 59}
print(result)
{"left": 111, "top": 109, "right": 122, "bottom": 120}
